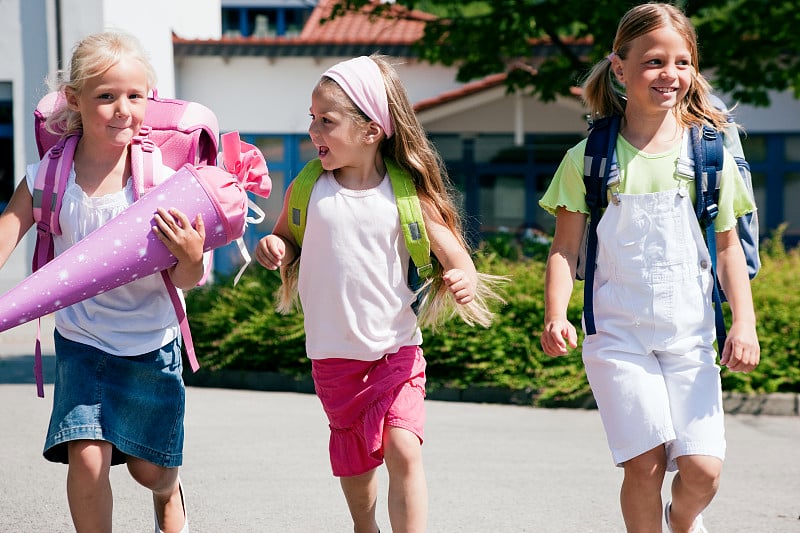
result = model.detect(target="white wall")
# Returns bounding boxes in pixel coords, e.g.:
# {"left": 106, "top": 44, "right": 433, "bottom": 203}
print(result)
{"left": 727, "top": 91, "right": 800, "bottom": 133}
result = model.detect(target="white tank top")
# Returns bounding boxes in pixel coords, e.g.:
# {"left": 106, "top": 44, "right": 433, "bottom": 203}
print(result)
{"left": 26, "top": 161, "right": 179, "bottom": 356}
{"left": 298, "top": 171, "right": 423, "bottom": 361}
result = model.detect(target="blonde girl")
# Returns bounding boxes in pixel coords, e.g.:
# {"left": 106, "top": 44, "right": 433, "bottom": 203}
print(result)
{"left": 256, "top": 54, "right": 503, "bottom": 533}
{"left": 0, "top": 32, "right": 202, "bottom": 532}
{"left": 540, "top": 4, "right": 759, "bottom": 533}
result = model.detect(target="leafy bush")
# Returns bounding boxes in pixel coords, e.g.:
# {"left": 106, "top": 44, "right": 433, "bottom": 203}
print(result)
{"left": 187, "top": 230, "right": 799, "bottom": 406}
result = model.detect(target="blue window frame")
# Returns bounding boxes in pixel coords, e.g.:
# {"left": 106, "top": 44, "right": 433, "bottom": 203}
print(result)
{"left": 221, "top": 5, "right": 313, "bottom": 37}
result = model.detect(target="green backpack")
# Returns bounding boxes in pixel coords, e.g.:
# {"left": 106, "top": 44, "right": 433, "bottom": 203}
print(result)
{"left": 287, "top": 157, "right": 435, "bottom": 292}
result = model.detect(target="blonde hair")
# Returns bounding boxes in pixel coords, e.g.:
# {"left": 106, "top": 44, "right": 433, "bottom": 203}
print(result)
{"left": 46, "top": 31, "right": 157, "bottom": 137}
{"left": 277, "top": 54, "right": 505, "bottom": 328}
{"left": 582, "top": 2, "right": 728, "bottom": 130}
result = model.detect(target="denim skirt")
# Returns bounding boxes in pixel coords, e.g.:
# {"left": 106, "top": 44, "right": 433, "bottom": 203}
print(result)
{"left": 43, "top": 330, "right": 186, "bottom": 468}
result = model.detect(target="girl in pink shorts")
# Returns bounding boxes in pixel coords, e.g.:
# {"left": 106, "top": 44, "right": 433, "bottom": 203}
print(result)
{"left": 257, "top": 55, "right": 505, "bottom": 533}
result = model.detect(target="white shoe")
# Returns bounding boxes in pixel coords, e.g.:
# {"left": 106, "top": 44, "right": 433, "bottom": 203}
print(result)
{"left": 665, "top": 501, "right": 708, "bottom": 533}
{"left": 154, "top": 478, "right": 189, "bottom": 533}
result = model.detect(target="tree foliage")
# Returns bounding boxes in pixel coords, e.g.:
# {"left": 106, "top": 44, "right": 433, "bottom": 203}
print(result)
{"left": 328, "top": 0, "right": 800, "bottom": 106}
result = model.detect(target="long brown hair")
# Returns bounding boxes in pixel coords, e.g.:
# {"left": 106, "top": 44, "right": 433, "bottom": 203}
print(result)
{"left": 277, "top": 54, "right": 505, "bottom": 328}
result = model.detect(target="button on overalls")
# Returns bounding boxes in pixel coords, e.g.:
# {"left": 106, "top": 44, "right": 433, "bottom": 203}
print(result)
{"left": 582, "top": 187, "right": 726, "bottom": 470}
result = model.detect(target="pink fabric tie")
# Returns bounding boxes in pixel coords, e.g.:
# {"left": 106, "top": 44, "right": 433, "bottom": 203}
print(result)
{"left": 323, "top": 56, "right": 394, "bottom": 138}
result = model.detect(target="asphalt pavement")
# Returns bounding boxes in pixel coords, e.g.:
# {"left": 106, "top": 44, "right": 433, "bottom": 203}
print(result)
{"left": 1, "top": 318, "right": 798, "bottom": 532}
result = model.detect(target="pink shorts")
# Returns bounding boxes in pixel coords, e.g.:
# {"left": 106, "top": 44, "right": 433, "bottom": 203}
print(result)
{"left": 311, "top": 345, "right": 426, "bottom": 477}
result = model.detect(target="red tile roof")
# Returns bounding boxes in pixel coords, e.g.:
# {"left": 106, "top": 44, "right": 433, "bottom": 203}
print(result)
{"left": 414, "top": 73, "right": 508, "bottom": 112}
{"left": 300, "top": 0, "right": 433, "bottom": 45}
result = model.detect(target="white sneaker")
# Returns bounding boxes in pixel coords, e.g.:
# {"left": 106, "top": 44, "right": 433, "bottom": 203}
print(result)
{"left": 665, "top": 501, "right": 708, "bottom": 533}
{"left": 154, "top": 478, "right": 189, "bottom": 533}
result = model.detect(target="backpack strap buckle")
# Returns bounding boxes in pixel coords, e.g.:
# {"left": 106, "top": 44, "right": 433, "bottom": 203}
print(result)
{"left": 416, "top": 262, "right": 434, "bottom": 278}
{"left": 132, "top": 134, "right": 156, "bottom": 153}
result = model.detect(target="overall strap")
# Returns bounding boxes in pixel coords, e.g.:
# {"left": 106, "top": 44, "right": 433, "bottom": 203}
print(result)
{"left": 582, "top": 115, "right": 621, "bottom": 335}
{"left": 691, "top": 124, "right": 727, "bottom": 348}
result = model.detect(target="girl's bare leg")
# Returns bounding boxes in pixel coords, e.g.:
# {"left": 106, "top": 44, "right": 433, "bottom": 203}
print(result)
{"left": 127, "top": 456, "right": 185, "bottom": 533}
{"left": 67, "top": 440, "right": 113, "bottom": 533}
{"left": 340, "top": 468, "right": 380, "bottom": 533}
{"left": 667, "top": 455, "right": 722, "bottom": 533}
{"left": 383, "top": 426, "right": 427, "bottom": 533}
{"left": 620, "top": 445, "right": 667, "bottom": 533}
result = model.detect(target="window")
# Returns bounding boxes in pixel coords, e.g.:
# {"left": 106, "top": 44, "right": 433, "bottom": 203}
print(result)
{"left": 221, "top": 5, "right": 314, "bottom": 38}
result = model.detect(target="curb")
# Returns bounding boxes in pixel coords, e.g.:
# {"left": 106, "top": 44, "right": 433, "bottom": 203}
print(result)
{"left": 183, "top": 368, "right": 800, "bottom": 416}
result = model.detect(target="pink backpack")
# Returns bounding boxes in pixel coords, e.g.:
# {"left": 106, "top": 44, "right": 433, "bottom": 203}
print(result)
{"left": 30, "top": 89, "right": 220, "bottom": 397}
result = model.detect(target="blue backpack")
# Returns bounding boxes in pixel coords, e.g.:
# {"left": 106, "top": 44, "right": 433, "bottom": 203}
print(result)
{"left": 581, "top": 102, "right": 760, "bottom": 347}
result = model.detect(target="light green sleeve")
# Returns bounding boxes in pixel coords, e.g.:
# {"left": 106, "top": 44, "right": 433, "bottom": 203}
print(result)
{"left": 538, "top": 139, "right": 589, "bottom": 216}
{"left": 714, "top": 149, "right": 757, "bottom": 233}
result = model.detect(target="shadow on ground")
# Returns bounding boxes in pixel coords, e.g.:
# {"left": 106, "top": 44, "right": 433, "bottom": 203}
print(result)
{"left": 0, "top": 355, "right": 55, "bottom": 384}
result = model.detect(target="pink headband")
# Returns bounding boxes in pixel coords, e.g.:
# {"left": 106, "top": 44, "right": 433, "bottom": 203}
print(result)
{"left": 323, "top": 56, "right": 394, "bottom": 139}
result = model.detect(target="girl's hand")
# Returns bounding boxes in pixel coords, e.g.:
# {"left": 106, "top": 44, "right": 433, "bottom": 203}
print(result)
{"left": 720, "top": 321, "right": 760, "bottom": 372}
{"left": 153, "top": 207, "right": 205, "bottom": 264}
{"left": 256, "top": 234, "right": 286, "bottom": 270}
{"left": 541, "top": 318, "right": 578, "bottom": 357}
{"left": 443, "top": 268, "right": 475, "bottom": 305}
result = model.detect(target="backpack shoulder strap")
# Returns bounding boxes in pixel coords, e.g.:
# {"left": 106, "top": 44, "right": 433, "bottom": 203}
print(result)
{"left": 31, "top": 134, "right": 79, "bottom": 271}
{"left": 581, "top": 114, "right": 621, "bottom": 335}
{"left": 287, "top": 159, "right": 324, "bottom": 248}
{"left": 30, "top": 134, "right": 78, "bottom": 397}
{"left": 691, "top": 124, "right": 723, "bottom": 227}
{"left": 691, "top": 124, "right": 727, "bottom": 347}
{"left": 286, "top": 157, "right": 433, "bottom": 280}
{"left": 385, "top": 157, "right": 433, "bottom": 279}
{"left": 583, "top": 115, "right": 621, "bottom": 211}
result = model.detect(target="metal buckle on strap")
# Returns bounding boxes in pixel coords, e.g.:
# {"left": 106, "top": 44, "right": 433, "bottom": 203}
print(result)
{"left": 36, "top": 221, "right": 51, "bottom": 236}
{"left": 416, "top": 263, "right": 434, "bottom": 278}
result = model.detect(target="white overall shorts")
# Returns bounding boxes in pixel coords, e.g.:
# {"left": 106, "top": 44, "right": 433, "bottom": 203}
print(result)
{"left": 582, "top": 187, "right": 726, "bottom": 470}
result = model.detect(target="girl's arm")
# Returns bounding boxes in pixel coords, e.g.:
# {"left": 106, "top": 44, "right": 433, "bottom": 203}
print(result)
{"left": 153, "top": 207, "right": 206, "bottom": 290}
{"left": 420, "top": 198, "right": 477, "bottom": 305}
{"left": 715, "top": 228, "right": 760, "bottom": 372}
{"left": 256, "top": 182, "right": 299, "bottom": 270}
{"left": 0, "top": 180, "right": 36, "bottom": 270}
{"left": 541, "top": 207, "right": 586, "bottom": 357}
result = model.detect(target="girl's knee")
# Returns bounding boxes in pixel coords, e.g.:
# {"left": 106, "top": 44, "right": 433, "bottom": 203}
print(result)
{"left": 383, "top": 426, "right": 423, "bottom": 472}
{"left": 623, "top": 446, "right": 667, "bottom": 482}
{"left": 67, "top": 440, "right": 113, "bottom": 473}
{"left": 677, "top": 456, "right": 722, "bottom": 493}
{"left": 127, "top": 458, "right": 178, "bottom": 492}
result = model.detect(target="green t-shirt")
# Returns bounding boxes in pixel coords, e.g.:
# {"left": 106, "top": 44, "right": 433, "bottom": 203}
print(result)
{"left": 539, "top": 133, "right": 756, "bottom": 232}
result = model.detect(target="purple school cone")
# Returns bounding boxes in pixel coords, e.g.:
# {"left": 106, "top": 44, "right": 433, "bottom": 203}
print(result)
{"left": 0, "top": 132, "right": 269, "bottom": 393}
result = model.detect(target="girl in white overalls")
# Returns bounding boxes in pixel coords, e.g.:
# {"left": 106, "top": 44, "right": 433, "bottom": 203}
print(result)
{"left": 539, "top": 4, "right": 760, "bottom": 533}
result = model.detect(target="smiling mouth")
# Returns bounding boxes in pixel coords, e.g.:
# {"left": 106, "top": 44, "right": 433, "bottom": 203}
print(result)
{"left": 318, "top": 146, "right": 329, "bottom": 157}
{"left": 654, "top": 87, "right": 677, "bottom": 94}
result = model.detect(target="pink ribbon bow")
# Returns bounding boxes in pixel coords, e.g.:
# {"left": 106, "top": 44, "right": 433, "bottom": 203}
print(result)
{"left": 220, "top": 131, "right": 272, "bottom": 197}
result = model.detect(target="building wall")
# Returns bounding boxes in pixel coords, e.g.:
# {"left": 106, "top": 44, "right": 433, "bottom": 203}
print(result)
{"left": 3, "top": 0, "right": 800, "bottom": 288}
{"left": 175, "top": 55, "right": 466, "bottom": 135}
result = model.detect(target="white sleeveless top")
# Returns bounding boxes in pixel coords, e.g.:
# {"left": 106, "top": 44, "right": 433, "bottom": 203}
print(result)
{"left": 27, "top": 161, "right": 180, "bottom": 356}
{"left": 298, "top": 171, "right": 423, "bottom": 361}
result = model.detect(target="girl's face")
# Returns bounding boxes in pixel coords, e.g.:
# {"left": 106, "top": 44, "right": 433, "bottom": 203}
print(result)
{"left": 67, "top": 56, "right": 149, "bottom": 148}
{"left": 307, "top": 83, "right": 369, "bottom": 171}
{"left": 613, "top": 26, "right": 694, "bottom": 115}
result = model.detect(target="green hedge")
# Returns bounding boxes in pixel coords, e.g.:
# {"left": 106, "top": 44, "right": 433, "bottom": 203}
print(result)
{"left": 186, "top": 229, "right": 799, "bottom": 406}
